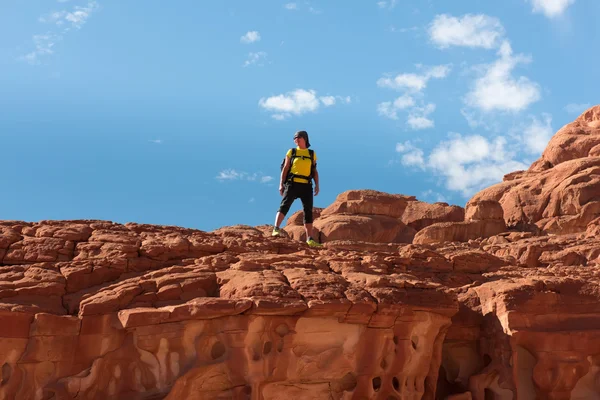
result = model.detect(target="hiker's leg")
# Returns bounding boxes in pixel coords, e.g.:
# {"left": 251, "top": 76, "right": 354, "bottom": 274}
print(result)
{"left": 303, "top": 223, "right": 313, "bottom": 240}
{"left": 274, "top": 212, "right": 286, "bottom": 228}
{"left": 300, "top": 184, "right": 314, "bottom": 239}
{"left": 276, "top": 183, "right": 295, "bottom": 228}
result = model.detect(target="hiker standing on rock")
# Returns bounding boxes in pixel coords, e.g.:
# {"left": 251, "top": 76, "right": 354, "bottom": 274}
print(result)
{"left": 272, "top": 130, "right": 322, "bottom": 247}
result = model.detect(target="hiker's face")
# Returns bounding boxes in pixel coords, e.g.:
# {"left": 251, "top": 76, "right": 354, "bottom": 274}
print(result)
{"left": 294, "top": 136, "right": 305, "bottom": 146}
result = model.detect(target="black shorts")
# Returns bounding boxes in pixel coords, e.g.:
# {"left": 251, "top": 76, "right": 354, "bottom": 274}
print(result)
{"left": 278, "top": 181, "right": 314, "bottom": 223}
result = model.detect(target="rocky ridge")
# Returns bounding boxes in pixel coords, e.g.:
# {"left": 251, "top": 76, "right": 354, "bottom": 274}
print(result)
{"left": 0, "top": 106, "right": 599, "bottom": 399}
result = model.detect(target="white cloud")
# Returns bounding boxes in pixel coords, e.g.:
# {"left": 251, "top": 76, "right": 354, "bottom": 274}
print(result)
{"left": 394, "top": 94, "right": 415, "bottom": 110}
{"left": 564, "top": 103, "right": 591, "bottom": 114}
{"left": 283, "top": 2, "right": 320, "bottom": 13}
{"left": 259, "top": 89, "right": 319, "bottom": 118}
{"left": 396, "top": 135, "right": 530, "bottom": 196}
{"left": 427, "top": 134, "right": 528, "bottom": 195}
{"left": 407, "top": 103, "right": 436, "bottom": 130}
{"left": 377, "top": 64, "right": 451, "bottom": 92}
{"left": 23, "top": 1, "right": 98, "bottom": 64}
{"left": 377, "top": 66, "right": 447, "bottom": 127}
{"left": 465, "top": 41, "right": 540, "bottom": 112}
{"left": 320, "top": 96, "right": 336, "bottom": 106}
{"left": 259, "top": 89, "right": 347, "bottom": 119}
{"left": 378, "top": 0, "right": 398, "bottom": 9}
{"left": 530, "top": 0, "right": 576, "bottom": 18}
{"left": 521, "top": 114, "right": 554, "bottom": 154}
{"left": 21, "top": 33, "right": 61, "bottom": 65}
{"left": 377, "top": 94, "right": 415, "bottom": 120}
{"left": 149, "top": 139, "right": 163, "bottom": 144}
{"left": 39, "top": 11, "right": 67, "bottom": 25}
{"left": 240, "top": 31, "right": 261, "bottom": 44}
{"left": 429, "top": 14, "right": 505, "bottom": 49}
{"left": 64, "top": 1, "right": 99, "bottom": 29}
{"left": 407, "top": 117, "right": 434, "bottom": 130}
{"left": 377, "top": 102, "right": 398, "bottom": 120}
{"left": 396, "top": 141, "right": 425, "bottom": 168}
{"left": 243, "top": 51, "right": 267, "bottom": 67}
{"left": 378, "top": 73, "right": 427, "bottom": 92}
{"left": 216, "top": 169, "right": 273, "bottom": 183}
{"left": 39, "top": 1, "right": 99, "bottom": 29}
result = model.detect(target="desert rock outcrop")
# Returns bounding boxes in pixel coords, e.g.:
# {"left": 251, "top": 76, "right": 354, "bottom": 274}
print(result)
{"left": 1, "top": 106, "right": 600, "bottom": 399}
{"left": 471, "top": 105, "right": 600, "bottom": 234}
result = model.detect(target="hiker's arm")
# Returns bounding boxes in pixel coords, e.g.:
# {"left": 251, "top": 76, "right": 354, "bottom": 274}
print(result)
{"left": 313, "top": 164, "right": 319, "bottom": 196}
{"left": 280, "top": 156, "right": 291, "bottom": 195}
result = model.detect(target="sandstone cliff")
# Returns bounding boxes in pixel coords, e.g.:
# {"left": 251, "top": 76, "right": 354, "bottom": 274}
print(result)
{"left": 0, "top": 106, "right": 599, "bottom": 399}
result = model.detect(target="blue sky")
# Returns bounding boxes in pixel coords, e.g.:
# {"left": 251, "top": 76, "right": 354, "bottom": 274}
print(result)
{"left": 1, "top": 0, "right": 597, "bottom": 231}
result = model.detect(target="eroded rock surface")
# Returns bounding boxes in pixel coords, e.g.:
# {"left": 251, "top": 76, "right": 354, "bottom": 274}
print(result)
{"left": 472, "top": 105, "right": 600, "bottom": 234}
{"left": 1, "top": 106, "right": 600, "bottom": 399}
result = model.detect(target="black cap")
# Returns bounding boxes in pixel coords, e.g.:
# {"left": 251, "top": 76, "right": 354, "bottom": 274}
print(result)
{"left": 294, "top": 130, "right": 311, "bottom": 148}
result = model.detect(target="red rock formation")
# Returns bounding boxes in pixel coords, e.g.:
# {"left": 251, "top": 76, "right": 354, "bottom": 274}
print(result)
{"left": 285, "top": 191, "right": 466, "bottom": 244}
{"left": 285, "top": 190, "right": 417, "bottom": 243}
{"left": 1, "top": 106, "right": 600, "bottom": 399}
{"left": 413, "top": 199, "right": 506, "bottom": 245}
{"left": 401, "top": 201, "right": 465, "bottom": 232}
{"left": 471, "top": 105, "right": 600, "bottom": 234}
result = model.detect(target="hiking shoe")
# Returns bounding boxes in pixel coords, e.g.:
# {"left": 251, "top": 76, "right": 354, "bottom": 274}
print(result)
{"left": 271, "top": 227, "right": 282, "bottom": 237}
{"left": 306, "top": 238, "right": 323, "bottom": 248}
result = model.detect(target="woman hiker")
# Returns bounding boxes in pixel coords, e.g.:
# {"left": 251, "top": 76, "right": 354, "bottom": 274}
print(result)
{"left": 272, "top": 130, "right": 322, "bottom": 248}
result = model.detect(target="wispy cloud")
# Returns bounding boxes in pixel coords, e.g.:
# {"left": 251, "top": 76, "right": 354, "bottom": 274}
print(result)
{"left": 39, "top": 1, "right": 99, "bottom": 30}
{"left": 22, "top": 1, "right": 99, "bottom": 64}
{"left": 377, "top": 95, "right": 415, "bottom": 120}
{"left": 401, "top": 111, "right": 555, "bottom": 197}
{"left": 149, "top": 139, "right": 163, "bottom": 144}
{"left": 284, "top": 2, "right": 321, "bottom": 14}
{"left": 377, "top": 65, "right": 449, "bottom": 129}
{"left": 240, "top": 31, "right": 261, "bottom": 44}
{"left": 216, "top": 169, "right": 273, "bottom": 183}
{"left": 21, "top": 34, "right": 61, "bottom": 65}
{"left": 564, "top": 103, "right": 591, "bottom": 114}
{"left": 320, "top": 96, "right": 336, "bottom": 106}
{"left": 243, "top": 51, "right": 267, "bottom": 67}
{"left": 397, "top": 135, "right": 528, "bottom": 196}
{"left": 377, "top": 0, "right": 398, "bottom": 9}
{"left": 465, "top": 41, "right": 540, "bottom": 112}
{"left": 396, "top": 142, "right": 425, "bottom": 168}
{"left": 516, "top": 114, "right": 554, "bottom": 154}
{"left": 429, "top": 14, "right": 505, "bottom": 49}
{"left": 377, "top": 64, "right": 451, "bottom": 92}
{"left": 407, "top": 103, "right": 436, "bottom": 130}
{"left": 428, "top": 14, "right": 540, "bottom": 119}
{"left": 259, "top": 89, "right": 349, "bottom": 120}
{"left": 529, "top": 0, "right": 576, "bottom": 18}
